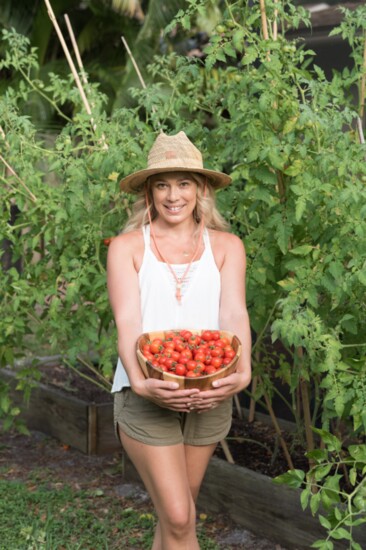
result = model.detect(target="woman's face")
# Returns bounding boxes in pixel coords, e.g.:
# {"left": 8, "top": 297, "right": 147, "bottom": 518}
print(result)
{"left": 150, "top": 172, "right": 198, "bottom": 224}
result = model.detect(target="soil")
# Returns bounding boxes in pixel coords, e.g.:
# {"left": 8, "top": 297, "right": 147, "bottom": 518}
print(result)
{"left": 1, "top": 362, "right": 307, "bottom": 549}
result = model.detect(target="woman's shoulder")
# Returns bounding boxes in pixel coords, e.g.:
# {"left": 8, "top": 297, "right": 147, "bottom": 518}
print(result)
{"left": 208, "top": 229, "right": 244, "bottom": 251}
{"left": 108, "top": 228, "right": 144, "bottom": 257}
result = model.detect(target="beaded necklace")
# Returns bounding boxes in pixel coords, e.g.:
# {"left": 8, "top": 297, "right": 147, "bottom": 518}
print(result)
{"left": 146, "top": 197, "right": 204, "bottom": 304}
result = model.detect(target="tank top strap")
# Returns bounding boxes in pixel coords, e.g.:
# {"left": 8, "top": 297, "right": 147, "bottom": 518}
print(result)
{"left": 142, "top": 224, "right": 151, "bottom": 247}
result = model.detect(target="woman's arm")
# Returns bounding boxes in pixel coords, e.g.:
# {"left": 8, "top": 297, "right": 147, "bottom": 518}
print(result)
{"left": 193, "top": 232, "right": 252, "bottom": 410}
{"left": 107, "top": 233, "right": 199, "bottom": 409}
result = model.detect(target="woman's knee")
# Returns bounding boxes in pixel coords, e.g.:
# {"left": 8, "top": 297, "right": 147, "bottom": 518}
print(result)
{"left": 161, "top": 499, "right": 196, "bottom": 537}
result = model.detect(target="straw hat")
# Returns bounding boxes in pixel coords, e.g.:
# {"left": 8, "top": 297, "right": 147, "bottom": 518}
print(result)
{"left": 119, "top": 131, "right": 231, "bottom": 193}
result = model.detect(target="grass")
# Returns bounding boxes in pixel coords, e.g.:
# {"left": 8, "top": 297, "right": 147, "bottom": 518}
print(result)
{"left": 0, "top": 478, "right": 220, "bottom": 549}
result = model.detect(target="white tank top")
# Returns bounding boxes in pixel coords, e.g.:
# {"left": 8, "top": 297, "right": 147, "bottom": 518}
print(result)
{"left": 111, "top": 224, "right": 221, "bottom": 391}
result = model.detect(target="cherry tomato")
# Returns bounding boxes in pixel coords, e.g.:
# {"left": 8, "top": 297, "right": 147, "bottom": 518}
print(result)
{"left": 211, "top": 347, "right": 224, "bottom": 358}
{"left": 186, "top": 360, "right": 197, "bottom": 371}
{"left": 201, "top": 330, "right": 213, "bottom": 342}
{"left": 180, "top": 349, "right": 192, "bottom": 360}
{"left": 211, "top": 357, "right": 223, "bottom": 368}
{"left": 150, "top": 339, "right": 163, "bottom": 354}
{"left": 195, "top": 361, "right": 205, "bottom": 373}
{"left": 175, "top": 364, "right": 187, "bottom": 376}
{"left": 186, "top": 370, "right": 199, "bottom": 378}
{"left": 225, "top": 349, "right": 236, "bottom": 360}
{"left": 205, "top": 366, "right": 217, "bottom": 375}
{"left": 193, "top": 351, "right": 206, "bottom": 362}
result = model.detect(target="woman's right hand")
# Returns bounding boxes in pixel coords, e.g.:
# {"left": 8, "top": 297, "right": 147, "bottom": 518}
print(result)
{"left": 133, "top": 378, "right": 200, "bottom": 412}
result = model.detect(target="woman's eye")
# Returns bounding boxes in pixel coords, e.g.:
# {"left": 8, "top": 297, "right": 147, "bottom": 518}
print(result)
{"left": 180, "top": 181, "right": 191, "bottom": 187}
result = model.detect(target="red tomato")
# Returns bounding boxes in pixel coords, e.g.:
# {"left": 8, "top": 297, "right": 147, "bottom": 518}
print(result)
{"left": 150, "top": 339, "right": 163, "bottom": 354}
{"left": 211, "top": 331, "right": 220, "bottom": 340}
{"left": 201, "top": 330, "right": 213, "bottom": 342}
{"left": 219, "top": 337, "right": 230, "bottom": 346}
{"left": 163, "top": 341, "right": 175, "bottom": 349}
{"left": 180, "top": 349, "right": 192, "bottom": 360}
{"left": 170, "top": 351, "right": 181, "bottom": 361}
{"left": 225, "top": 349, "right": 236, "bottom": 360}
{"left": 174, "top": 340, "right": 186, "bottom": 352}
{"left": 211, "top": 347, "right": 224, "bottom": 358}
{"left": 186, "top": 370, "right": 199, "bottom": 378}
{"left": 180, "top": 330, "right": 192, "bottom": 340}
{"left": 195, "top": 361, "right": 205, "bottom": 373}
{"left": 222, "top": 357, "right": 232, "bottom": 365}
{"left": 186, "top": 360, "right": 197, "bottom": 371}
{"left": 193, "top": 351, "right": 205, "bottom": 362}
{"left": 175, "top": 364, "right": 187, "bottom": 376}
{"left": 211, "top": 357, "right": 223, "bottom": 368}
{"left": 189, "top": 335, "right": 201, "bottom": 347}
{"left": 143, "top": 352, "right": 154, "bottom": 361}
{"left": 164, "top": 357, "right": 176, "bottom": 369}
{"left": 205, "top": 365, "right": 217, "bottom": 375}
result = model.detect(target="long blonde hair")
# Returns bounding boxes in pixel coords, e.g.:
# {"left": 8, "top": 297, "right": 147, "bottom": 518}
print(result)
{"left": 123, "top": 172, "right": 229, "bottom": 233}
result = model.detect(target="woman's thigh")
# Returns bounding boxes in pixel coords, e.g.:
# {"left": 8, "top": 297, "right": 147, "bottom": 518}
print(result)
{"left": 118, "top": 428, "right": 194, "bottom": 525}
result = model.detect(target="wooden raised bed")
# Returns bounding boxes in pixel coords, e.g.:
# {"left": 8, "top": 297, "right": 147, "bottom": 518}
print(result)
{"left": 1, "top": 367, "right": 119, "bottom": 455}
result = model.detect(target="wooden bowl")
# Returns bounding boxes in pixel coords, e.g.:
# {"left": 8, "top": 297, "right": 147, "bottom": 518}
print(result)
{"left": 136, "top": 329, "right": 241, "bottom": 390}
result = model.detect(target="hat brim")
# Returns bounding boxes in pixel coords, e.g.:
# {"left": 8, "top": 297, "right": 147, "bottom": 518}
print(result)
{"left": 119, "top": 166, "right": 231, "bottom": 193}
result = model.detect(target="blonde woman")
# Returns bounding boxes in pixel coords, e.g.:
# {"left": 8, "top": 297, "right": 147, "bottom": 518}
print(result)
{"left": 107, "top": 131, "right": 251, "bottom": 550}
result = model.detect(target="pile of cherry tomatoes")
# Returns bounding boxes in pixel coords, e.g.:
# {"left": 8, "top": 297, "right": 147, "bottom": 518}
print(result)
{"left": 141, "top": 329, "right": 237, "bottom": 378}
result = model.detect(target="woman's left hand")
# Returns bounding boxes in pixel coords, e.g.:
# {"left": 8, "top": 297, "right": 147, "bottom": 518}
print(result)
{"left": 188, "top": 371, "right": 251, "bottom": 413}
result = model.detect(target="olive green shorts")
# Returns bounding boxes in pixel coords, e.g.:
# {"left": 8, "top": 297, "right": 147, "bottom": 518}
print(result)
{"left": 114, "top": 388, "right": 232, "bottom": 447}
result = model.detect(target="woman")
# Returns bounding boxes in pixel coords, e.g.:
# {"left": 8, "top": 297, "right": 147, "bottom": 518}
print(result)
{"left": 107, "top": 131, "right": 251, "bottom": 550}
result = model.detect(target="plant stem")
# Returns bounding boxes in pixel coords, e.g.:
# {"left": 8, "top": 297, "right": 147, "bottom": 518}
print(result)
{"left": 63, "top": 359, "right": 110, "bottom": 393}
{"left": 0, "top": 155, "right": 37, "bottom": 202}
{"left": 17, "top": 66, "right": 71, "bottom": 122}
{"left": 76, "top": 355, "right": 112, "bottom": 389}
{"left": 259, "top": 376, "right": 295, "bottom": 470}
{"left": 359, "top": 30, "right": 366, "bottom": 119}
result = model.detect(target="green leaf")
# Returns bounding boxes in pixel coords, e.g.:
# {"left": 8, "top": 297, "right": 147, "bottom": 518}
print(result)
{"left": 348, "top": 444, "right": 366, "bottom": 463}
{"left": 318, "top": 514, "right": 332, "bottom": 530}
{"left": 331, "top": 527, "right": 352, "bottom": 540}
{"left": 289, "top": 245, "right": 313, "bottom": 256}
{"left": 273, "top": 469, "right": 305, "bottom": 488}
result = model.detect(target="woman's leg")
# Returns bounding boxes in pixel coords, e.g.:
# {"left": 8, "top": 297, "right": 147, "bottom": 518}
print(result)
{"left": 118, "top": 426, "right": 200, "bottom": 550}
{"left": 184, "top": 443, "right": 217, "bottom": 502}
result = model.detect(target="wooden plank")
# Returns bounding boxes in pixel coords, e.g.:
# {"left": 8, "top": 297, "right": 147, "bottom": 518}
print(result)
{"left": 95, "top": 402, "right": 120, "bottom": 455}
{"left": 2, "top": 368, "right": 89, "bottom": 453}
{"left": 197, "top": 457, "right": 366, "bottom": 550}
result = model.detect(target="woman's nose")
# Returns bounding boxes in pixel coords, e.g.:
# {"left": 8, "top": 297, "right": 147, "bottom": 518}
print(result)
{"left": 167, "top": 185, "right": 179, "bottom": 200}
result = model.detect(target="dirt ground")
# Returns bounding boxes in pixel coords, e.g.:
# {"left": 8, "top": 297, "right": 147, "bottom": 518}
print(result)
{"left": 0, "top": 428, "right": 290, "bottom": 550}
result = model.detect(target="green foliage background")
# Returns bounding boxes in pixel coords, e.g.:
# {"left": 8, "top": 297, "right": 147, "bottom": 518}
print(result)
{"left": 1, "top": 1, "right": 366, "bottom": 547}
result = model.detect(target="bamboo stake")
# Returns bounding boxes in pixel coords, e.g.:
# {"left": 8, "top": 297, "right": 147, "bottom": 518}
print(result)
{"left": 121, "top": 35, "right": 147, "bottom": 90}
{"left": 64, "top": 14, "right": 88, "bottom": 86}
{"left": 273, "top": 0, "right": 278, "bottom": 41}
{"left": 121, "top": 35, "right": 160, "bottom": 126}
{"left": 248, "top": 375, "right": 258, "bottom": 422}
{"left": 359, "top": 30, "right": 366, "bottom": 120}
{"left": 220, "top": 438, "right": 235, "bottom": 464}
{"left": 63, "top": 13, "right": 108, "bottom": 149}
{"left": 0, "top": 154, "right": 37, "bottom": 202}
{"left": 43, "top": 0, "right": 107, "bottom": 148}
{"left": 357, "top": 116, "right": 365, "bottom": 144}
{"left": 234, "top": 393, "right": 243, "bottom": 420}
{"left": 259, "top": 0, "right": 269, "bottom": 41}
